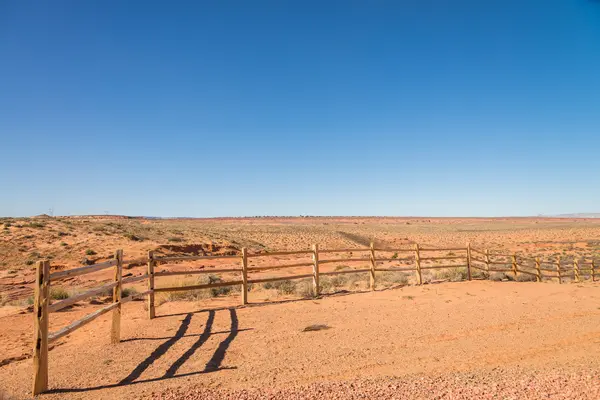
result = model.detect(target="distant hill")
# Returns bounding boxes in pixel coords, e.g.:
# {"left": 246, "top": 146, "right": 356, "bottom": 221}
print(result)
{"left": 552, "top": 213, "right": 600, "bottom": 218}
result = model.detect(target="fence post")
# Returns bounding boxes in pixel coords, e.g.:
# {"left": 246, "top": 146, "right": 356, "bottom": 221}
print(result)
{"left": 111, "top": 249, "right": 123, "bottom": 344}
{"left": 312, "top": 244, "right": 320, "bottom": 297}
{"left": 369, "top": 241, "right": 376, "bottom": 290}
{"left": 556, "top": 256, "right": 562, "bottom": 284}
{"left": 592, "top": 260, "right": 596, "bottom": 282}
{"left": 32, "top": 260, "right": 50, "bottom": 396}
{"left": 147, "top": 251, "right": 155, "bottom": 319}
{"left": 511, "top": 254, "right": 518, "bottom": 279}
{"left": 241, "top": 248, "right": 248, "bottom": 305}
{"left": 574, "top": 259, "right": 580, "bottom": 282}
{"left": 414, "top": 243, "right": 422, "bottom": 285}
{"left": 485, "top": 249, "right": 491, "bottom": 277}
{"left": 466, "top": 242, "right": 472, "bottom": 281}
{"left": 535, "top": 257, "right": 541, "bottom": 282}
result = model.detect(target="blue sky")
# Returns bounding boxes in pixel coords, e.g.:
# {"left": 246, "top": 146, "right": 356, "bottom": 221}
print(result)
{"left": 1, "top": 1, "right": 599, "bottom": 217}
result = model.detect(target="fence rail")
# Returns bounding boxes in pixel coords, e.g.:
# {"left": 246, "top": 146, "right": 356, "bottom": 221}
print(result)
{"left": 30, "top": 241, "right": 599, "bottom": 395}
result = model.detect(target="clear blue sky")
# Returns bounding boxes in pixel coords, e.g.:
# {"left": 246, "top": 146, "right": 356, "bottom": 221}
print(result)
{"left": 1, "top": 1, "right": 600, "bottom": 217}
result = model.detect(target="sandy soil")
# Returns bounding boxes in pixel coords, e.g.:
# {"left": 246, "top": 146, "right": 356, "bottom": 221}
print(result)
{"left": 3, "top": 216, "right": 600, "bottom": 304}
{"left": 1, "top": 280, "right": 599, "bottom": 399}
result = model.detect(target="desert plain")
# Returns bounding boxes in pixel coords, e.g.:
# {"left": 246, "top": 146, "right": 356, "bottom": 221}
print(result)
{"left": 1, "top": 216, "right": 600, "bottom": 399}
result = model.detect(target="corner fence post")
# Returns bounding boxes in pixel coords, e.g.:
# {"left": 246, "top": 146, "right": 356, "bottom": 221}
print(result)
{"left": 535, "top": 257, "right": 541, "bottom": 282}
{"left": 556, "top": 256, "right": 562, "bottom": 284}
{"left": 32, "top": 260, "right": 50, "bottom": 396}
{"left": 147, "top": 251, "right": 155, "bottom": 319}
{"left": 414, "top": 243, "right": 422, "bottom": 285}
{"left": 466, "top": 242, "right": 472, "bottom": 281}
{"left": 241, "top": 248, "right": 248, "bottom": 305}
{"left": 512, "top": 254, "right": 518, "bottom": 279}
{"left": 111, "top": 249, "right": 123, "bottom": 344}
{"left": 312, "top": 244, "right": 320, "bottom": 297}
{"left": 369, "top": 241, "right": 376, "bottom": 290}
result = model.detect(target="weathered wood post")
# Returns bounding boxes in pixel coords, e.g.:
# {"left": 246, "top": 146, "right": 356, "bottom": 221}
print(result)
{"left": 592, "top": 260, "right": 596, "bottom": 282}
{"left": 414, "top": 243, "right": 422, "bottom": 285}
{"left": 312, "top": 244, "right": 320, "bottom": 297}
{"left": 241, "top": 247, "right": 248, "bottom": 305}
{"left": 32, "top": 260, "right": 50, "bottom": 396}
{"left": 485, "top": 249, "right": 491, "bottom": 277}
{"left": 369, "top": 241, "right": 376, "bottom": 290}
{"left": 147, "top": 251, "right": 155, "bottom": 319}
{"left": 574, "top": 259, "right": 580, "bottom": 282}
{"left": 511, "top": 254, "right": 518, "bottom": 279}
{"left": 535, "top": 257, "right": 541, "bottom": 282}
{"left": 556, "top": 256, "right": 562, "bottom": 284}
{"left": 466, "top": 242, "right": 472, "bottom": 281}
{"left": 111, "top": 249, "right": 123, "bottom": 344}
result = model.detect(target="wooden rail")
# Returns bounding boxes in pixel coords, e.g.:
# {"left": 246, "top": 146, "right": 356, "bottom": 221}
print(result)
{"left": 154, "top": 280, "right": 244, "bottom": 292}
{"left": 48, "top": 281, "right": 118, "bottom": 313}
{"left": 154, "top": 269, "right": 240, "bottom": 277}
{"left": 247, "top": 250, "right": 313, "bottom": 257}
{"left": 31, "top": 240, "right": 599, "bottom": 396}
{"left": 49, "top": 260, "right": 116, "bottom": 280}
{"left": 318, "top": 258, "right": 371, "bottom": 264}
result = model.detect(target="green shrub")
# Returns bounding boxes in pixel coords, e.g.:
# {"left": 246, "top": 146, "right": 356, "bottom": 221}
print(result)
{"left": 85, "top": 249, "right": 97, "bottom": 256}
{"left": 25, "top": 260, "right": 35, "bottom": 266}
{"left": 60, "top": 242, "right": 68, "bottom": 246}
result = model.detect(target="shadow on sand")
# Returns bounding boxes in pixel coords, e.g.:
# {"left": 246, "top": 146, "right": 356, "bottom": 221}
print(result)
{"left": 47, "top": 308, "right": 242, "bottom": 394}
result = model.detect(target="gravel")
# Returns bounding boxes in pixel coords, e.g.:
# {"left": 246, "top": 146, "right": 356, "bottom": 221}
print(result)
{"left": 147, "top": 368, "right": 600, "bottom": 400}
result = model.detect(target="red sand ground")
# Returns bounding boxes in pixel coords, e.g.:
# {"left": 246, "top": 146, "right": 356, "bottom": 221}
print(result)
{"left": 1, "top": 280, "right": 600, "bottom": 399}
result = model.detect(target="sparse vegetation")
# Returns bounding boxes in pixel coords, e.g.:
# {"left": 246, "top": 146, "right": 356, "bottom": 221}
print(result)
{"left": 49, "top": 287, "right": 70, "bottom": 300}
{"left": 121, "top": 287, "right": 138, "bottom": 297}
{"left": 124, "top": 233, "right": 143, "bottom": 241}
{"left": 433, "top": 267, "right": 468, "bottom": 282}
{"left": 516, "top": 273, "right": 537, "bottom": 282}
{"left": 85, "top": 249, "right": 97, "bottom": 256}
{"left": 25, "top": 222, "right": 46, "bottom": 229}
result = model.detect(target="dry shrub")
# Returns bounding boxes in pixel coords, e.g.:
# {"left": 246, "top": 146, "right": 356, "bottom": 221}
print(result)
{"left": 489, "top": 272, "right": 506, "bottom": 281}
{"left": 516, "top": 273, "right": 537, "bottom": 282}
{"left": 49, "top": 287, "right": 70, "bottom": 300}
{"left": 296, "top": 279, "right": 315, "bottom": 298}
{"left": 471, "top": 269, "right": 489, "bottom": 280}
{"left": 378, "top": 271, "right": 409, "bottom": 286}
{"left": 158, "top": 274, "right": 236, "bottom": 303}
{"left": 262, "top": 279, "right": 297, "bottom": 295}
{"left": 433, "top": 267, "right": 467, "bottom": 282}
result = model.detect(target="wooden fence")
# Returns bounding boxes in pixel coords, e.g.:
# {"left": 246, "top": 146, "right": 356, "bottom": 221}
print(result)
{"left": 31, "top": 242, "right": 597, "bottom": 395}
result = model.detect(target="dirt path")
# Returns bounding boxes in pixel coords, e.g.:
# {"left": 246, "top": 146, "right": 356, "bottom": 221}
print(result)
{"left": 1, "top": 281, "right": 600, "bottom": 399}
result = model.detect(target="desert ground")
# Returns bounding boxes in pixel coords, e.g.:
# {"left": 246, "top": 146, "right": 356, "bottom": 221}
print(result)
{"left": 1, "top": 216, "right": 600, "bottom": 398}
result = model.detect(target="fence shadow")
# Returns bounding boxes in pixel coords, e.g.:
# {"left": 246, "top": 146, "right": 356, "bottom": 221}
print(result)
{"left": 47, "top": 308, "right": 243, "bottom": 394}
